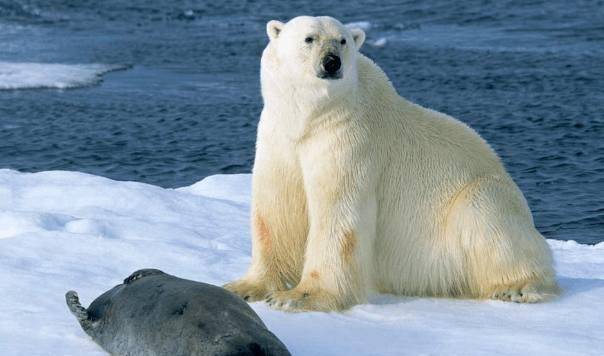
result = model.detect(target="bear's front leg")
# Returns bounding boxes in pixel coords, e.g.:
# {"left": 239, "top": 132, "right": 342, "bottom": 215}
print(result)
{"left": 265, "top": 222, "right": 370, "bottom": 312}
{"left": 265, "top": 191, "right": 376, "bottom": 312}
{"left": 266, "top": 139, "right": 377, "bottom": 312}
{"left": 224, "top": 206, "right": 290, "bottom": 302}
{"left": 225, "top": 135, "right": 308, "bottom": 302}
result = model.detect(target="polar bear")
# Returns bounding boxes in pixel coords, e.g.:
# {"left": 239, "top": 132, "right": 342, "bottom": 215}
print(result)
{"left": 224, "top": 16, "right": 558, "bottom": 311}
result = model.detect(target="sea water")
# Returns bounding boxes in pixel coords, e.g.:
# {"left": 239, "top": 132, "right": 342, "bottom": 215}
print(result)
{"left": 0, "top": 0, "right": 602, "bottom": 243}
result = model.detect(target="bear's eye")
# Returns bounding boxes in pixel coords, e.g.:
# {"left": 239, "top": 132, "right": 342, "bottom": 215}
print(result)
{"left": 340, "top": 38, "right": 346, "bottom": 45}
{"left": 305, "top": 37, "right": 314, "bottom": 44}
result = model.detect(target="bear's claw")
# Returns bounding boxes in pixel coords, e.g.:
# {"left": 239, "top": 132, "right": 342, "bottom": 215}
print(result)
{"left": 223, "top": 279, "right": 273, "bottom": 302}
{"left": 490, "top": 280, "right": 558, "bottom": 303}
{"left": 265, "top": 288, "right": 342, "bottom": 312}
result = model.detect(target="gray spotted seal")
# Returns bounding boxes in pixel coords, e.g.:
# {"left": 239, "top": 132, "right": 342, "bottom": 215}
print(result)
{"left": 66, "top": 269, "right": 291, "bottom": 356}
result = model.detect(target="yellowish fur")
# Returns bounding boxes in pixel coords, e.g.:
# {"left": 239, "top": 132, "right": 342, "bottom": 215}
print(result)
{"left": 224, "top": 16, "right": 558, "bottom": 311}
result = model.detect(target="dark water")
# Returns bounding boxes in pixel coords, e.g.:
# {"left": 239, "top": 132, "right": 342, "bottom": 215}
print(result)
{"left": 0, "top": 0, "right": 602, "bottom": 244}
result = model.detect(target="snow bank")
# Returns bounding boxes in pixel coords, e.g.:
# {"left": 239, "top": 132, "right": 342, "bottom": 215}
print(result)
{"left": 0, "top": 169, "right": 602, "bottom": 355}
{"left": 0, "top": 62, "right": 126, "bottom": 90}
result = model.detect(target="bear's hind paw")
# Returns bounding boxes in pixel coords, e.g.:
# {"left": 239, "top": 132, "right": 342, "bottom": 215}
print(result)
{"left": 490, "top": 280, "right": 558, "bottom": 303}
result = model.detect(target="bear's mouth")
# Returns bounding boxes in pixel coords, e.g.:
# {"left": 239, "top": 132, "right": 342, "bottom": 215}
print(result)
{"left": 317, "top": 71, "right": 342, "bottom": 80}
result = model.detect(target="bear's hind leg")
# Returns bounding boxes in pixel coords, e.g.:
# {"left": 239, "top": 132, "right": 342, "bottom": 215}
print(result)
{"left": 445, "top": 176, "right": 558, "bottom": 303}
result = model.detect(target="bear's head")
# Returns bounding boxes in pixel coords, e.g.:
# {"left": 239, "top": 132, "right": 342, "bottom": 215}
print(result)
{"left": 262, "top": 16, "right": 365, "bottom": 88}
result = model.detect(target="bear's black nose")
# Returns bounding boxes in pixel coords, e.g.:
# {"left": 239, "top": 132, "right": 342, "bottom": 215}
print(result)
{"left": 322, "top": 54, "right": 341, "bottom": 75}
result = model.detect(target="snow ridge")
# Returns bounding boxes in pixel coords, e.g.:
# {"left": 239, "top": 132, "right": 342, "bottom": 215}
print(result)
{"left": 0, "top": 169, "right": 602, "bottom": 355}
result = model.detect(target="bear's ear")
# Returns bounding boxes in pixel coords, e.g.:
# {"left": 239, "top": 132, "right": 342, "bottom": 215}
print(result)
{"left": 266, "top": 20, "right": 284, "bottom": 41}
{"left": 350, "top": 28, "right": 366, "bottom": 50}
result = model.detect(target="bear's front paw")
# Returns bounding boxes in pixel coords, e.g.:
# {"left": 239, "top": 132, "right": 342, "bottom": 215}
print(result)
{"left": 223, "top": 278, "right": 273, "bottom": 302}
{"left": 265, "top": 288, "right": 344, "bottom": 312}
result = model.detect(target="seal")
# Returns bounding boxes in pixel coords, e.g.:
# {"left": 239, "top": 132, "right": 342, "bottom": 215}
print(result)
{"left": 66, "top": 269, "right": 291, "bottom": 356}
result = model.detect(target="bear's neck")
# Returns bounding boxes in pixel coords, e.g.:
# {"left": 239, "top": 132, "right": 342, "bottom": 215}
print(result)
{"left": 260, "top": 52, "right": 403, "bottom": 141}
{"left": 263, "top": 82, "right": 358, "bottom": 116}
{"left": 260, "top": 60, "right": 363, "bottom": 140}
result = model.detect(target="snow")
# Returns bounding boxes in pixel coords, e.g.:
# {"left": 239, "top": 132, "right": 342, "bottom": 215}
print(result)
{"left": 0, "top": 168, "right": 602, "bottom": 355}
{"left": 0, "top": 62, "right": 126, "bottom": 90}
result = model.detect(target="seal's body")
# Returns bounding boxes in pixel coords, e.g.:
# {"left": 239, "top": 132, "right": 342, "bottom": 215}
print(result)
{"left": 66, "top": 269, "right": 290, "bottom": 356}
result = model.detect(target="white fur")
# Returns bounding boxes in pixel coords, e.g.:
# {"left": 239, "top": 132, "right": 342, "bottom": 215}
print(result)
{"left": 224, "top": 16, "right": 558, "bottom": 311}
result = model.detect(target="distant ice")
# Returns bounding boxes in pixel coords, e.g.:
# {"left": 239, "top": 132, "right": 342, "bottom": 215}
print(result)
{"left": 371, "top": 37, "right": 388, "bottom": 47}
{"left": 345, "top": 21, "right": 372, "bottom": 31}
{"left": 0, "top": 169, "right": 602, "bottom": 355}
{"left": 0, "top": 62, "right": 126, "bottom": 90}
